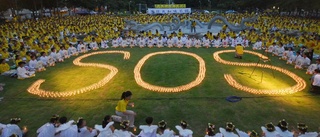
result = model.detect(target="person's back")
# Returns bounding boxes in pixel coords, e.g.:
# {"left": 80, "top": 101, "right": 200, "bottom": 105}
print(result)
{"left": 236, "top": 45, "right": 244, "bottom": 55}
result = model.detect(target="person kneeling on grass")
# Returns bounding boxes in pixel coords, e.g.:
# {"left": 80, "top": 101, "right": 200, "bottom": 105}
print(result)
{"left": 235, "top": 44, "right": 244, "bottom": 59}
{"left": 113, "top": 120, "right": 136, "bottom": 137}
{"left": 138, "top": 117, "right": 158, "bottom": 137}
{"left": 115, "top": 91, "right": 136, "bottom": 128}
{"left": 17, "top": 61, "right": 35, "bottom": 79}
{"left": 310, "top": 69, "right": 320, "bottom": 92}
{"left": 175, "top": 120, "right": 193, "bottom": 137}
{"left": 219, "top": 122, "right": 239, "bottom": 137}
{"left": 157, "top": 120, "right": 175, "bottom": 137}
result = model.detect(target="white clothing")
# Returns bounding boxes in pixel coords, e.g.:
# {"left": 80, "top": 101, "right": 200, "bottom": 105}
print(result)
{"left": 275, "top": 127, "right": 293, "bottom": 137}
{"left": 59, "top": 49, "right": 70, "bottom": 59}
{"left": 186, "top": 39, "right": 192, "bottom": 48}
{"left": 298, "top": 132, "right": 318, "bottom": 137}
{"left": 235, "top": 129, "right": 248, "bottom": 137}
{"left": 56, "top": 120, "right": 78, "bottom": 137}
{"left": 77, "top": 44, "right": 87, "bottom": 53}
{"left": 242, "top": 39, "right": 249, "bottom": 47}
{"left": 101, "top": 40, "right": 109, "bottom": 48}
{"left": 261, "top": 126, "right": 280, "bottom": 137}
{"left": 157, "top": 39, "right": 163, "bottom": 48}
{"left": 156, "top": 129, "right": 175, "bottom": 137}
{"left": 115, "top": 110, "right": 135, "bottom": 127}
{"left": 203, "top": 39, "right": 210, "bottom": 47}
{"left": 50, "top": 52, "right": 63, "bottom": 62}
{"left": 147, "top": 39, "right": 154, "bottom": 47}
{"left": 175, "top": 126, "right": 193, "bottom": 137}
{"left": 219, "top": 128, "right": 238, "bottom": 137}
{"left": 1, "top": 124, "right": 23, "bottom": 137}
{"left": 68, "top": 47, "right": 78, "bottom": 56}
{"left": 77, "top": 126, "right": 97, "bottom": 137}
{"left": 113, "top": 129, "right": 135, "bottom": 137}
{"left": 177, "top": 40, "right": 183, "bottom": 48}
{"left": 112, "top": 39, "right": 119, "bottom": 48}
{"left": 167, "top": 39, "right": 173, "bottom": 47}
{"left": 222, "top": 39, "right": 229, "bottom": 47}
{"left": 204, "top": 133, "right": 222, "bottom": 137}
{"left": 213, "top": 39, "right": 221, "bottom": 48}
{"left": 138, "top": 125, "right": 158, "bottom": 137}
{"left": 253, "top": 41, "right": 262, "bottom": 50}
{"left": 94, "top": 122, "right": 114, "bottom": 137}
{"left": 17, "top": 66, "right": 35, "bottom": 79}
{"left": 121, "top": 40, "right": 128, "bottom": 47}
{"left": 90, "top": 41, "right": 99, "bottom": 50}
{"left": 307, "top": 64, "right": 318, "bottom": 74}
{"left": 231, "top": 39, "right": 237, "bottom": 47}
{"left": 312, "top": 74, "right": 320, "bottom": 87}
{"left": 37, "top": 123, "right": 56, "bottom": 137}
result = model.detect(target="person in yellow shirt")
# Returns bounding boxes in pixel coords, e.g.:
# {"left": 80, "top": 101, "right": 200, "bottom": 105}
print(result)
{"left": 1, "top": 49, "right": 10, "bottom": 61}
{"left": 115, "top": 91, "right": 136, "bottom": 128}
{"left": 235, "top": 44, "right": 244, "bottom": 59}
{"left": 0, "top": 59, "right": 10, "bottom": 74}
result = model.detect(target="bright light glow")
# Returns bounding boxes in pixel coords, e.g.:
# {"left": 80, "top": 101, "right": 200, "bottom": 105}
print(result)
{"left": 213, "top": 50, "right": 306, "bottom": 95}
{"left": 27, "top": 51, "right": 130, "bottom": 98}
{"left": 134, "top": 51, "right": 206, "bottom": 92}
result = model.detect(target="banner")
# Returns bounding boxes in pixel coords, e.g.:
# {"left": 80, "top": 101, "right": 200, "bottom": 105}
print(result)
{"left": 147, "top": 8, "right": 191, "bottom": 14}
{"left": 154, "top": 4, "right": 186, "bottom": 9}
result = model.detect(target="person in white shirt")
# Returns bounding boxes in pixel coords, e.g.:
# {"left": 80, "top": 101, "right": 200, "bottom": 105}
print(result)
{"left": 29, "top": 55, "right": 45, "bottom": 72}
{"left": 205, "top": 123, "right": 222, "bottom": 137}
{"left": 306, "top": 59, "right": 320, "bottom": 75}
{"left": 1, "top": 118, "right": 26, "bottom": 137}
{"left": 101, "top": 38, "right": 109, "bottom": 49}
{"left": 261, "top": 123, "right": 280, "bottom": 137}
{"left": 231, "top": 37, "right": 237, "bottom": 48}
{"left": 167, "top": 37, "right": 174, "bottom": 48}
{"left": 59, "top": 46, "right": 70, "bottom": 59}
{"left": 175, "top": 120, "right": 193, "bottom": 137}
{"left": 129, "top": 37, "right": 137, "bottom": 48}
{"left": 282, "top": 47, "right": 294, "bottom": 60}
{"left": 273, "top": 43, "right": 285, "bottom": 57}
{"left": 213, "top": 37, "right": 221, "bottom": 48}
{"left": 267, "top": 42, "right": 276, "bottom": 53}
{"left": 139, "top": 37, "right": 146, "bottom": 48}
{"left": 287, "top": 51, "right": 302, "bottom": 65}
{"left": 242, "top": 37, "right": 249, "bottom": 48}
{"left": 162, "top": 36, "right": 168, "bottom": 47}
{"left": 121, "top": 37, "right": 128, "bottom": 48}
{"left": 112, "top": 37, "right": 119, "bottom": 48}
{"left": 68, "top": 44, "right": 79, "bottom": 56}
{"left": 77, "top": 118, "right": 97, "bottom": 137}
{"left": 177, "top": 37, "right": 183, "bottom": 48}
{"left": 94, "top": 115, "right": 115, "bottom": 137}
{"left": 17, "top": 61, "right": 35, "bottom": 79}
{"left": 113, "top": 121, "right": 136, "bottom": 137}
{"left": 252, "top": 39, "right": 262, "bottom": 50}
{"left": 311, "top": 69, "right": 320, "bottom": 92}
{"left": 157, "top": 37, "right": 163, "bottom": 48}
{"left": 235, "top": 129, "right": 259, "bottom": 137}
{"left": 186, "top": 37, "right": 192, "bottom": 48}
{"left": 50, "top": 48, "right": 64, "bottom": 62}
{"left": 195, "top": 38, "right": 202, "bottom": 48}
{"left": 37, "top": 114, "right": 59, "bottom": 137}
{"left": 275, "top": 119, "right": 294, "bottom": 137}
{"left": 294, "top": 123, "right": 318, "bottom": 137}
{"left": 77, "top": 41, "right": 87, "bottom": 53}
{"left": 153, "top": 36, "right": 159, "bottom": 47}
{"left": 138, "top": 117, "right": 158, "bottom": 137}
{"left": 181, "top": 35, "right": 187, "bottom": 46}
{"left": 203, "top": 36, "right": 210, "bottom": 48}
{"left": 147, "top": 37, "right": 154, "bottom": 48}
{"left": 222, "top": 37, "right": 229, "bottom": 48}
{"left": 55, "top": 116, "right": 78, "bottom": 137}
{"left": 219, "top": 122, "right": 239, "bottom": 137}
{"left": 157, "top": 120, "right": 175, "bottom": 137}
{"left": 295, "top": 54, "right": 311, "bottom": 69}
{"left": 90, "top": 38, "right": 99, "bottom": 50}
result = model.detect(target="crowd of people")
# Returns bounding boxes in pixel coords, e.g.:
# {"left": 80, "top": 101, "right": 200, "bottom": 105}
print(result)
{"left": 0, "top": 90, "right": 319, "bottom": 137}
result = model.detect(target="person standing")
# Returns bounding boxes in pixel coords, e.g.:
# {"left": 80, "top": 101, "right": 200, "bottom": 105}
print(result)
{"left": 191, "top": 20, "right": 196, "bottom": 33}
{"left": 115, "top": 91, "right": 136, "bottom": 128}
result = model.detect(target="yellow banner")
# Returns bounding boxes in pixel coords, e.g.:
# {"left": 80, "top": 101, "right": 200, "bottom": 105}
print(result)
{"left": 155, "top": 4, "right": 186, "bottom": 8}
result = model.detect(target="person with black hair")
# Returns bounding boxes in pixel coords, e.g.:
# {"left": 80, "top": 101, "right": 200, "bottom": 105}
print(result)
{"left": 205, "top": 123, "right": 221, "bottom": 137}
{"left": 94, "top": 115, "right": 115, "bottom": 137}
{"left": 261, "top": 122, "right": 280, "bottom": 137}
{"left": 294, "top": 123, "right": 318, "bottom": 137}
{"left": 138, "top": 117, "right": 158, "bottom": 137}
{"left": 157, "top": 120, "right": 175, "bottom": 137}
{"left": 219, "top": 122, "right": 238, "bottom": 137}
{"left": 275, "top": 119, "right": 294, "bottom": 137}
{"left": 77, "top": 117, "right": 97, "bottom": 137}
{"left": 1, "top": 118, "right": 27, "bottom": 137}
{"left": 55, "top": 116, "right": 77, "bottom": 137}
{"left": 50, "top": 48, "right": 64, "bottom": 62}
{"left": 113, "top": 120, "right": 136, "bottom": 137}
{"left": 37, "top": 114, "right": 59, "bottom": 137}
{"left": 17, "top": 61, "right": 35, "bottom": 79}
{"left": 175, "top": 120, "right": 193, "bottom": 137}
{"left": 115, "top": 91, "right": 136, "bottom": 128}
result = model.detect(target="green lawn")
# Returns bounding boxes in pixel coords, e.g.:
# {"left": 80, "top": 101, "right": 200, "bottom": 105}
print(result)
{"left": 0, "top": 47, "right": 319, "bottom": 136}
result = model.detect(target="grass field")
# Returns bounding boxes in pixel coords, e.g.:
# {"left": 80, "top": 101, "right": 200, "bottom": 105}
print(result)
{"left": 0, "top": 47, "right": 319, "bottom": 136}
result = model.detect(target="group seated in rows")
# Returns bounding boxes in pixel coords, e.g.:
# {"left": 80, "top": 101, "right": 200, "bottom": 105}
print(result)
{"left": 0, "top": 115, "right": 319, "bottom": 137}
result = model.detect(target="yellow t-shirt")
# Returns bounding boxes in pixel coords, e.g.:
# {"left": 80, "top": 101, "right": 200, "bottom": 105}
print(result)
{"left": 0, "top": 63, "right": 10, "bottom": 73}
{"left": 115, "top": 99, "right": 128, "bottom": 112}
{"left": 236, "top": 45, "right": 244, "bottom": 55}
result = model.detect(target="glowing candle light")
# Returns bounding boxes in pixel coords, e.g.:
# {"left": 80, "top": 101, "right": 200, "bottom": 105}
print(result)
{"left": 214, "top": 50, "right": 306, "bottom": 95}
{"left": 27, "top": 51, "right": 130, "bottom": 98}
{"left": 134, "top": 51, "right": 206, "bottom": 93}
